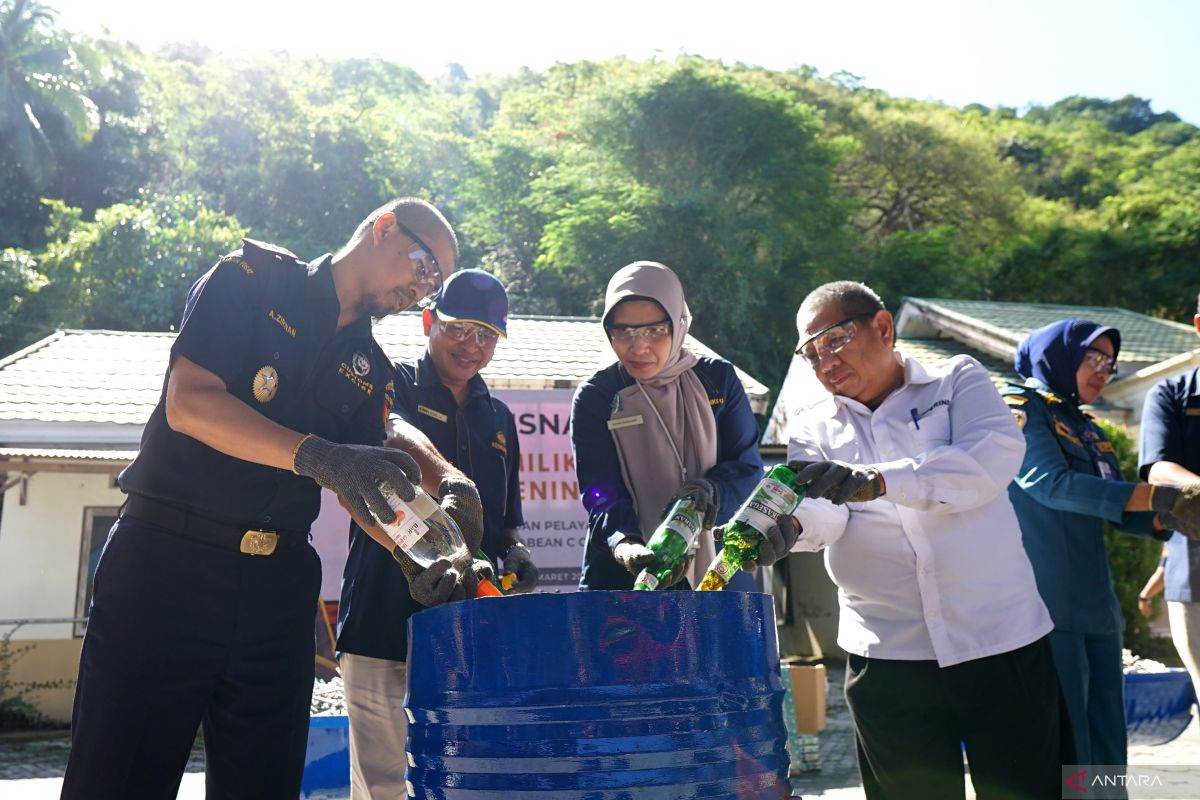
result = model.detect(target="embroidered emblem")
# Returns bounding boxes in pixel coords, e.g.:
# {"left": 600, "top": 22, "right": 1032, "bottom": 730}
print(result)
{"left": 1053, "top": 418, "right": 1082, "bottom": 447}
{"left": 1096, "top": 441, "right": 1115, "bottom": 454}
{"left": 496, "top": 432, "right": 506, "bottom": 446}
{"left": 492, "top": 432, "right": 508, "bottom": 455}
{"left": 352, "top": 352, "right": 371, "bottom": 377}
{"left": 1004, "top": 395, "right": 1029, "bottom": 406}
{"left": 338, "top": 362, "right": 374, "bottom": 395}
{"left": 220, "top": 255, "right": 254, "bottom": 276}
{"left": 1010, "top": 408, "right": 1027, "bottom": 429}
{"left": 252, "top": 366, "right": 279, "bottom": 403}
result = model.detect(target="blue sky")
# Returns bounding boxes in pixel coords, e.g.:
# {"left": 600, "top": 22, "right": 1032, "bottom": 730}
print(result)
{"left": 47, "top": 0, "right": 1200, "bottom": 124}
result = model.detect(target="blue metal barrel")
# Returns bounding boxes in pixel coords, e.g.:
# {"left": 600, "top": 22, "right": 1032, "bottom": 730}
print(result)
{"left": 405, "top": 590, "right": 792, "bottom": 799}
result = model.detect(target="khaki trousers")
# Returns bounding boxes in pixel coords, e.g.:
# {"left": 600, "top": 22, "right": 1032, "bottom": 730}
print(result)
{"left": 340, "top": 653, "right": 409, "bottom": 800}
{"left": 1167, "top": 600, "right": 1200, "bottom": 697}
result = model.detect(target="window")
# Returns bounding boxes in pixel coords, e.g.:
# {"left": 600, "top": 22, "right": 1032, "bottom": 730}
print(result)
{"left": 75, "top": 507, "right": 119, "bottom": 637}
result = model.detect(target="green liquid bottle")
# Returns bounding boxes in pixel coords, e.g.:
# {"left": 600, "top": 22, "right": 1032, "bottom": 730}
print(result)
{"left": 633, "top": 497, "right": 704, "bottom": 590}
{"left": 697, "top": 464, "right": 805, "bottom": 591}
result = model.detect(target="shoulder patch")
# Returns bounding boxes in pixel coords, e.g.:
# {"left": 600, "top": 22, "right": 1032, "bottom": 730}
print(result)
{"left": 1010, "top": 408, "right": 1027, "bottom": 429}
{"left": 1004, "top": 395, "right": 1029, "bottom": 406}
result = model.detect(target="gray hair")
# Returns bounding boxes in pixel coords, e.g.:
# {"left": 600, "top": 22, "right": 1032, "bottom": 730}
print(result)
{"left": 797, "top": 281, "right": 885, "bottom": 331}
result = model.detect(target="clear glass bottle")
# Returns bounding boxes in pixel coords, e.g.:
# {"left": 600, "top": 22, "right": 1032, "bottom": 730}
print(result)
{"left": 697, "top": 464, "right": 805, "bottom": 591}
{"left": 378, "top": 484, "right": 501, "bottom": 598}
{"left": 633, "top": 497, "right": 705, "bottom": 590}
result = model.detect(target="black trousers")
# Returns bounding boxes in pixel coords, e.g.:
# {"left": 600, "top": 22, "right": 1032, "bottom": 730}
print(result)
{"left": 845, "top": 635, "right": 1073, "bottom": 800}
{"left": 61, "top": 515, "right": 322, "bottom": 800}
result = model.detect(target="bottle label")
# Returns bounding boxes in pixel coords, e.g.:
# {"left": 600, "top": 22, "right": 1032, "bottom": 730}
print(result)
{"left": 711, "top": 557, "right": 735, "bottom": 582}
{"left": 635, "top": 571, "right": 659, "bottom": 590}
{"left": 383, "top": 497, "right": 431, "bottom": 551}
{"left": 733, "top": 478, "right": 798, "bottom": 534}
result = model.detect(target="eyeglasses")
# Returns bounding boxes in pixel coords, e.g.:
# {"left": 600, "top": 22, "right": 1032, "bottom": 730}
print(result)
{"left": 795, "top": 313, "right": 875, "bottom": 366}
{"left": 441, "top": 321, "right": 500, "bottom": 348}
{"left": 394, "top": 220, "right": 444, "bottom": 307}
{"left": 1082, "top": 347, "right": 1118, "bottom": 380}
{"left": 607, "top": 320, "right": 671, "bottom": 345}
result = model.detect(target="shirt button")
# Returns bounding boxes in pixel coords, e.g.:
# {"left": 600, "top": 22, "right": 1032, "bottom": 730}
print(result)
{"left": 274, "top": 351, "right": 280, "bottom": 360}
{"left": 263, "top": 515, "right": 272, "bottom": 523}
{"left": 341, "top": 404, "right": 349, "bottom": 413}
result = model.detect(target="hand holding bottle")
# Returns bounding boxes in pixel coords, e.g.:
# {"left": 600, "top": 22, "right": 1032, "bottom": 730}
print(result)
{"left": 715, "top": 514, "right": 800, "bottom": 569}
{"left": 613, "top": 538, "right": 655, "bottom": 575}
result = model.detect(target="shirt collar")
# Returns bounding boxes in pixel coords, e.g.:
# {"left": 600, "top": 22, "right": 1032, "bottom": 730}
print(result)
{"left": 416, "top": 351, "right": 490, "bottom": 402}
{"left": 810, "top": 350, "right": 933, "bottom": 418}
{"left": 307, "top": 254, "right": 375, "bottom": 339}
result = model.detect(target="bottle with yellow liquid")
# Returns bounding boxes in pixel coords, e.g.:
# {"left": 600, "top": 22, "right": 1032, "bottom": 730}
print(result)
{"left": 697, "top": 464, "right": 805, "bottom": 591}
{"left": 633, "top": 497, "right": 705, "bottom": 590}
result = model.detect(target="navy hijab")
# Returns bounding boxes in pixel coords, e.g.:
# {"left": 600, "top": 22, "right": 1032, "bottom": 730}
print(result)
{"left": 1014, "top": 319, "right": 1121, "bottom": 405}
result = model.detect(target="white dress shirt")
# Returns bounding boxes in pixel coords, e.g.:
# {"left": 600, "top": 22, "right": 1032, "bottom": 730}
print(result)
{"left": 787, "top": 352, "right": 1052, "bottom": 667}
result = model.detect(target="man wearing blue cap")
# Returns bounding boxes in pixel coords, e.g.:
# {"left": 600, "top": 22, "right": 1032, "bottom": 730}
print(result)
{"left": 336, "top": 268, "right": 536, "bottom": 799}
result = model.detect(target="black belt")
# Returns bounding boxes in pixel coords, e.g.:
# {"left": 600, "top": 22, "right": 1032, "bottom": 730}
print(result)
{"left": 122, "top": 494, "right": 306, "bottom": 556}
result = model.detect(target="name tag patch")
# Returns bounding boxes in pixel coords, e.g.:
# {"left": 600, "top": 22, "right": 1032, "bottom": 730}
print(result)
{"left": 418, "top": 405, "right": 448, "bottom": 423}
{"left": 607, "top": 414, "right": 645, "bottom": 431}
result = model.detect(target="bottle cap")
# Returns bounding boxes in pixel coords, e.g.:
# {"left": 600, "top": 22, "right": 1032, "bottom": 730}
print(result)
{"left": 475, "top": 578, "right": 503, "bottom": 598}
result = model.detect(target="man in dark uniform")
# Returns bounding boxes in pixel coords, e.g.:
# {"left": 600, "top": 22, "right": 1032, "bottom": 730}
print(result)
{"left": 61, "top": 197, "right": 483, "bottom": 800}
{"left": 1140, "top": 292, "right": 1200, "bottom": 701}
{"left": 337, "top": 268, "right": 537, "bottom": 799}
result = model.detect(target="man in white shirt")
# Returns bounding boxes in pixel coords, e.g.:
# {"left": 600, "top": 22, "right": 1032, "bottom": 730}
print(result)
{"left": 787, "top": 281, "right": 1069, "bottom": 799}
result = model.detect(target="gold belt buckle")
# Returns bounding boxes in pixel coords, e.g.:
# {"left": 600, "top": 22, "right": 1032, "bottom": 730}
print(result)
{"left": 240, "top": 529, "right": 279, "bottom": 556}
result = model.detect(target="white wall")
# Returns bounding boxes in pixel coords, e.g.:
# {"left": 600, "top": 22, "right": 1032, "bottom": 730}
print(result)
{"left": 0, "top": 471, "right": 123, "bottom": 640}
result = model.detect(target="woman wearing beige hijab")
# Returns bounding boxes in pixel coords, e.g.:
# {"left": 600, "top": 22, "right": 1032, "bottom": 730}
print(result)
{"left": 569, "top": 261, "right": 795, "bottom": 590}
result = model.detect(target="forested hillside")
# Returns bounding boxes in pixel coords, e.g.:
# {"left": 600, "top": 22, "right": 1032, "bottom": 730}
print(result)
{"left": 3, "top": 0, "right": 1197, "bottom": 395}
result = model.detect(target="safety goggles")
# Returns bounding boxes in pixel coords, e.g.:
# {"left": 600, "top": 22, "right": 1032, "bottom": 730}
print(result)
{"left": 795, "top": 313, "right": 875, "bottom": 366}
{"left": 442, "top": 321, "right": 501, "bottom": 348}
{"left": 395, "top": 220, "right": 444, "bottom": 307}
{"left": 1082, "top": 347, "right": 1118, "bottom": 380}
{"left": 607, "top": 320, "right": 671, "bottom": 345}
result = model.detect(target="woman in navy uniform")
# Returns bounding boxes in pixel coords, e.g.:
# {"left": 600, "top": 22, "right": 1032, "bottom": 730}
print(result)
{"left": 1004, "top": 318, "right": 1200, "bottom": 768}
{"left": 62, "top": 198, "right": 483, "bottom": 800}
{"left": 569, "top": 261, "right": 794, "bottom": 592}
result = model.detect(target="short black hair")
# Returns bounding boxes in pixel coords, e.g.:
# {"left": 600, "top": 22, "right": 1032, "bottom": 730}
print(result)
{"left": 798, "top": 281, "right": 886, "bottom": 328}
{"left": 349, "top": 197, "right": 459, "bottom": 266}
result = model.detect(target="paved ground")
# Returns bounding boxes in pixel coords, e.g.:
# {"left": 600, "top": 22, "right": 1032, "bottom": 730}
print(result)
{"left": 4, "top": 663, "right": 1200, "bottom": 799}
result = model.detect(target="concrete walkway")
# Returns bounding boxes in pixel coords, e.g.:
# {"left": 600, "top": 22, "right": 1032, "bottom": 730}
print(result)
{"left": 5, "top": 663, "right": 1200, "bottom": 799}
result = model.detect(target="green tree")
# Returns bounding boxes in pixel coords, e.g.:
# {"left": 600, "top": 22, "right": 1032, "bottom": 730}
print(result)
{"left": 0, "top": 0, "right": 99, "bottom": 186}
{"left": 2, "top": 194, "right": 247, "bottom": 355}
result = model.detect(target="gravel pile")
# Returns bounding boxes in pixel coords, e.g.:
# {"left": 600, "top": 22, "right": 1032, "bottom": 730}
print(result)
{"left": 311, "top": 676, "right": 348, "bottom": 716}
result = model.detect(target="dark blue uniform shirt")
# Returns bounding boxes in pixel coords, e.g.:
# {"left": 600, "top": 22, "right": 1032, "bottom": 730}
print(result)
{"left": 337, "top": 352, "right": 523, "bottom": 663}
{"left": 1139, "top": 367, "right": 1200, "bottom": 602}
{"left": 569, "top": 356, "right": 763, "bottom": 591}
{"left": 119, "top": 239, "right": 395, "bottom": 532}
{"left": 1004, "top": 381, "right": 1157, "bottom": 633}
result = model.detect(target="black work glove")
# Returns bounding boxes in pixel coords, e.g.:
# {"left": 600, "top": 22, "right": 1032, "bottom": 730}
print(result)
{"left": 501, "top": 544, "right": 540, "bottom": 593}
{"left": 612, "top": 537, "right": 655, "bottom": 576}
{"left": 791, "top": 459, "right": 884, "bottom": 504}
{"left": 666, "top": 478, "right": 720, "bottom": 529}
{"left": 714, "top": 515, "right": 800, "bottom": 569}
{"left": 439, "top": 477, "right": 484, "bottom": 554}
{"left": 293, "top": 435, "right": 421, "bottom": 525}
{"left": 1152, "top": 484, "right": 1200, "bottom": 541}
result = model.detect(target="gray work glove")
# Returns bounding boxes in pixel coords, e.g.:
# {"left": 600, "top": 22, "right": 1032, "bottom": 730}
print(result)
{"left": 439, "top": 477, "right": 484, "bottom": 554}
{"left": 398, "top": 556, "right": 468, "bottom": 607}
{"left": 1152, "top": 484, "right": 1200, "bottom": 540}
{"left": 501, "top": 544, "right": 540, "bottom": 593}
{"left": 791, "top": 459, "right": 884, "bottom": 504}
{"left": 293, "top": 435, "right": 421, "bottom": 525}
{"left": 612, "top": 537, "right": 655, "bottom": 576}
{"left": 714, "top": 514, "right": 800, "bottom": 569}
{"left": 666, "top": 478, "right": 720, "bottom": 529}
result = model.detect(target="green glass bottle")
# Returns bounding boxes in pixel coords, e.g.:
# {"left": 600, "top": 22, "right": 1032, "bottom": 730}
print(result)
{"left": 633, "top": 497, "right": 704, "bottom": 590}
{"left": 697, "top": 464, "right": 805, "bottom": 591}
